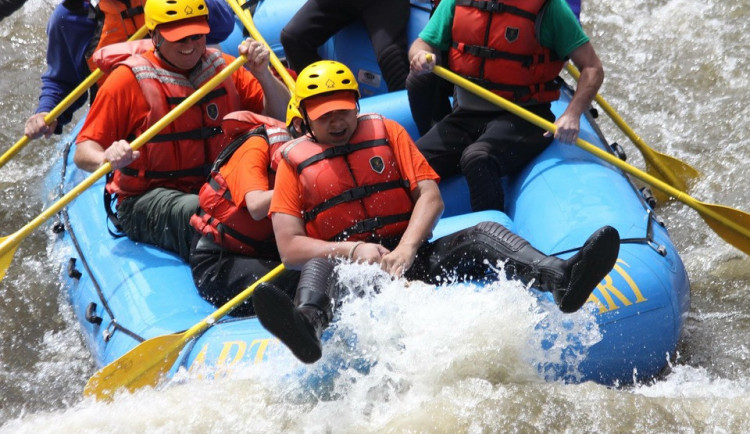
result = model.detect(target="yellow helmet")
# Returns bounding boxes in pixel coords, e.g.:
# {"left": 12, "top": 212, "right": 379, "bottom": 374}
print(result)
{"left": 294, "top": 60, "right": 360, "bottom": 103}
{"left": 286, "top": 97, "right": 302, "bottom": 128}
{"left": 144, "top": 0, "right": 209, "bottom": 31}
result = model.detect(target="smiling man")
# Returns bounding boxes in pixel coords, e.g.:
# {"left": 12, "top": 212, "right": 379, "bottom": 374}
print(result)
{"left": 73, "top": 0, "right": 289, "bottom": 260}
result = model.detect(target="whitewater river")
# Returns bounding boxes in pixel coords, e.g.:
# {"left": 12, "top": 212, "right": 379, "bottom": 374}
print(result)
{"left": 1, "top": 0, "right": 749, "bottom": 432}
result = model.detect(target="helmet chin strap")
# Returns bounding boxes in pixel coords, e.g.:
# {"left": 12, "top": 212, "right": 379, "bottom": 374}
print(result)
{"left": 299, "top": 104, "right": 318, "bottom": 143}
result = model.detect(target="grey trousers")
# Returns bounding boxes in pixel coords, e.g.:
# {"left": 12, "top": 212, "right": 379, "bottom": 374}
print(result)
{"left": 117, "top": 188, "right": 198, "bottom": 260}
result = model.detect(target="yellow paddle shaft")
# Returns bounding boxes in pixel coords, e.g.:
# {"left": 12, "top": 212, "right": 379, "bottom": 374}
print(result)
{"left": 0, "top": 26, "right": 149, "bottom": 168}
{"left": 430, "top": 63, "right": 750, "bottom": 248}
{"left": 0, "top": 55, "right": 248, "bottom": 261}
{"left": 226, "top": 0, "right": 296, "bottom": 92}
{"left": 564, "top": 62, "right": 699, "bottom": 187}
{"left": 84, "top": 263, "right": 285, "bottom": 400}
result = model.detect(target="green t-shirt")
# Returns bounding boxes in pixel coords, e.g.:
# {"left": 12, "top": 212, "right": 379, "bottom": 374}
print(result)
{"left": 419, "top": 0, "right": 588, "bottom": 58}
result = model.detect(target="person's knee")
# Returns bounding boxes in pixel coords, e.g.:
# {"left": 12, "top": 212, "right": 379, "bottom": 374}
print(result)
{"left": 459, "top": 143, "right": 495, "bottom": 173}
{"left": 280, "top": 26, "right": 298, "bottom": 46}
{"left": 406, "top": 70, "right": 436, "bottom": 95}
{"left": 376, "top": 44, "right": 408, "bottom": 91}
{"left": 280, "top": 26, "right": 310, "bottom": 55}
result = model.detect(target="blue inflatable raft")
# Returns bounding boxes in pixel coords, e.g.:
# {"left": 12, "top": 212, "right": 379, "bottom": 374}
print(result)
{"left": 49, "top": 0, "right": 689, "bottom": 390}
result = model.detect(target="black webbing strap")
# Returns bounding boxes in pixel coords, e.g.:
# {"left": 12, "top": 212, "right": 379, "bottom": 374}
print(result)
{"left": 295, "top": 139, "right": 388, "bottom": 173}
{"left": 120, "top": 6, "right": 144, "bottom": 19}
{"left": 165, "top": 88, "right": 227, "bottom": 107}
{"left": 149, "top": 125, "right": 222, "bottom": 144}
{"left": 303, "top": 180, "right": 410, "bottom": 221}
{"left": 454, "top": 43, "right": 534, "bottom": 67}
{"left": 455, "top": 0, "right": 536, "bottom": 20}
{"left": 119, "top": 163, "right": 211, "bottom": 179}
{"left": 331, "top": 212, "right": 412, "bottom": 242}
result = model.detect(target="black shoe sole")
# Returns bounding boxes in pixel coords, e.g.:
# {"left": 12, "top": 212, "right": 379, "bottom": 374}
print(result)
{"left": 559, "top": 225, "right": 620, "bottom": 313}
{"left": 253, "top": 284, "right": 322, "bottom": 363}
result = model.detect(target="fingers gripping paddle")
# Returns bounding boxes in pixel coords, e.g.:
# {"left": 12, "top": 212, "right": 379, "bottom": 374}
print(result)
{"left": 429, "top": 61, "right": 750, "bottom": 256}
{"left": 0, "top": 26, "right": 149, "bottom": 169}
{"left": 84, "top": 264, "right": 286, "bottom": 400}
{"left": 227, "top": 0, "right": 296, "bottom": 92}
{"left": 0, "top": 54, "right": 249, "bottom": 282}
{"left": 564, "top": 63, "right": 700, "bottom": 199}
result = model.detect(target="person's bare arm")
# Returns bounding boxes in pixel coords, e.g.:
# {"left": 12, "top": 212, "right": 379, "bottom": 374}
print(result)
{"left": 272, "top": 212, "right": 388, "bottom": 269}
{"left": 244, "top": 189, "right": 273, "bottom": 221}
{"left": 238, "top": 38, "right": 290, "bottom": 121}
{"left": 551, "top": 42, "right": 604, "bottom": 143}
{"left": 74, "top": 139, "right": 140, "bottom": 172}
{"left": 380, "top": 179, "right": 444, "bottom": 277}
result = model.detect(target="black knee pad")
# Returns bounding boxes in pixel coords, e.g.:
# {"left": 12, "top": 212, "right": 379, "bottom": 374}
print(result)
{"left": 460, "top": 156, "right": 505, "bottom": 212}
{"left": 279, "top": 27, "right": 297, "bottom": 50}
{"left": 376, "top": 44, "right": 409, "bottom": 91}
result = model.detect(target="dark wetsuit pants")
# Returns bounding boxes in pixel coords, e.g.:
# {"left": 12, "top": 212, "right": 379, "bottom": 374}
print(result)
{"left": 280, "top": 0, "right": 410, "bottom": 91}
{"left": 415, "top": 105, "right": 555, "bottom": 212}
{"left": 189, "top": 235, "right": 300, "bottom": 316}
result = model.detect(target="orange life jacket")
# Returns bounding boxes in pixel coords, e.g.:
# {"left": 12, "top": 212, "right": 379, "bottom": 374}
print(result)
{"left": 190, "top": 113, "right": 291, "bottom": 255}
{"left": 85, "top": 0, "right": 147, "bottom": 74}
{"left": 102, "top": 46, "right": 242, "bottom": 201}
{"left": 281, "top": 114, "right": 413, "bottom": 242}
{"left": 448, "top": 0, "right": 565, "bottom": 103}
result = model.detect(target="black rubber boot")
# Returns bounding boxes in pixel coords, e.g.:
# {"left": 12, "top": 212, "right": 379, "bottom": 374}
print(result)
{"left": 488, "top": 223, "right": 620, "bottom": 313}
{"left": 445, "top": 222, "right": 620, "bottom": 313}
{"left": 253, "top": 259, "right": 337, "bottom": 363}
{"left": 549, "top": 225, "right": 620, "bottom": 312}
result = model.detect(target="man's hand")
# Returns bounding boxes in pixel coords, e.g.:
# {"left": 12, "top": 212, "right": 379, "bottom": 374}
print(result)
{"left": 24, "top": 112, "right": 57, "bottom": 139}
{"left": 409, "top": 50, "right": 436, "bottom": 75}
{"left": 239, "top": 38, "right": 271, "bottom": 77}
{"left": 103, "top": 139, "right": 140, "bottom": 170}
{"left": 380, "top": 245, "right": 418, "bottom": 278}
{"left": 546, "top": 112, "right": 581, "bottom": 144}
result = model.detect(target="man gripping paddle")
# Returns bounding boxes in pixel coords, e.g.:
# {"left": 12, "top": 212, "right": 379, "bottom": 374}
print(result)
{"left": 73, "top": 0, "right": 289, "bottom": 259}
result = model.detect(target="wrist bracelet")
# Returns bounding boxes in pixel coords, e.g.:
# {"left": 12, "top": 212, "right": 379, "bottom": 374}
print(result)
{"left": 347, "top": 241, "right": 364, "bottom": 261}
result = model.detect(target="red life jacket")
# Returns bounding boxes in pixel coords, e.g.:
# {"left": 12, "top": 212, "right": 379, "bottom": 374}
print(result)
{"left": 189, "top": 113, "right": 291, "bottom": 255}
{"left": 91, "top": 39, "right": 152, "bottom": 73}
{"left": 220, "top": 111, "right": 290, "bottom": 176}
{"left": 281, "top": 114, "right": 413, "bottom": 242}
{"left": 85, "top": 0, "right": 147, "bottom": 74}
{"left": 102, "top": 46, "right": 242, "bottom": 201}
{"left": 449, "top": 0, "right": 565, "bottom": 103}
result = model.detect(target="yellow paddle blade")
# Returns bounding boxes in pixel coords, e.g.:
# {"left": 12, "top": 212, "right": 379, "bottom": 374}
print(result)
{"left": 696, "top": 203, "right": 750, "bottom": 256}
{"left": 84, "top": 333, "right": 184, "bottom": 401}
{"left": 564, "top": 63, "right": 700, "bottom": 198}
{"left": 0, "top": 236, "right": 19, "bottom": 281}
{"left": 645, "top": 154, "right": 701, "bottom": 203}
{"left": 83, "top": 264, "right": 285, "bottom": 399}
